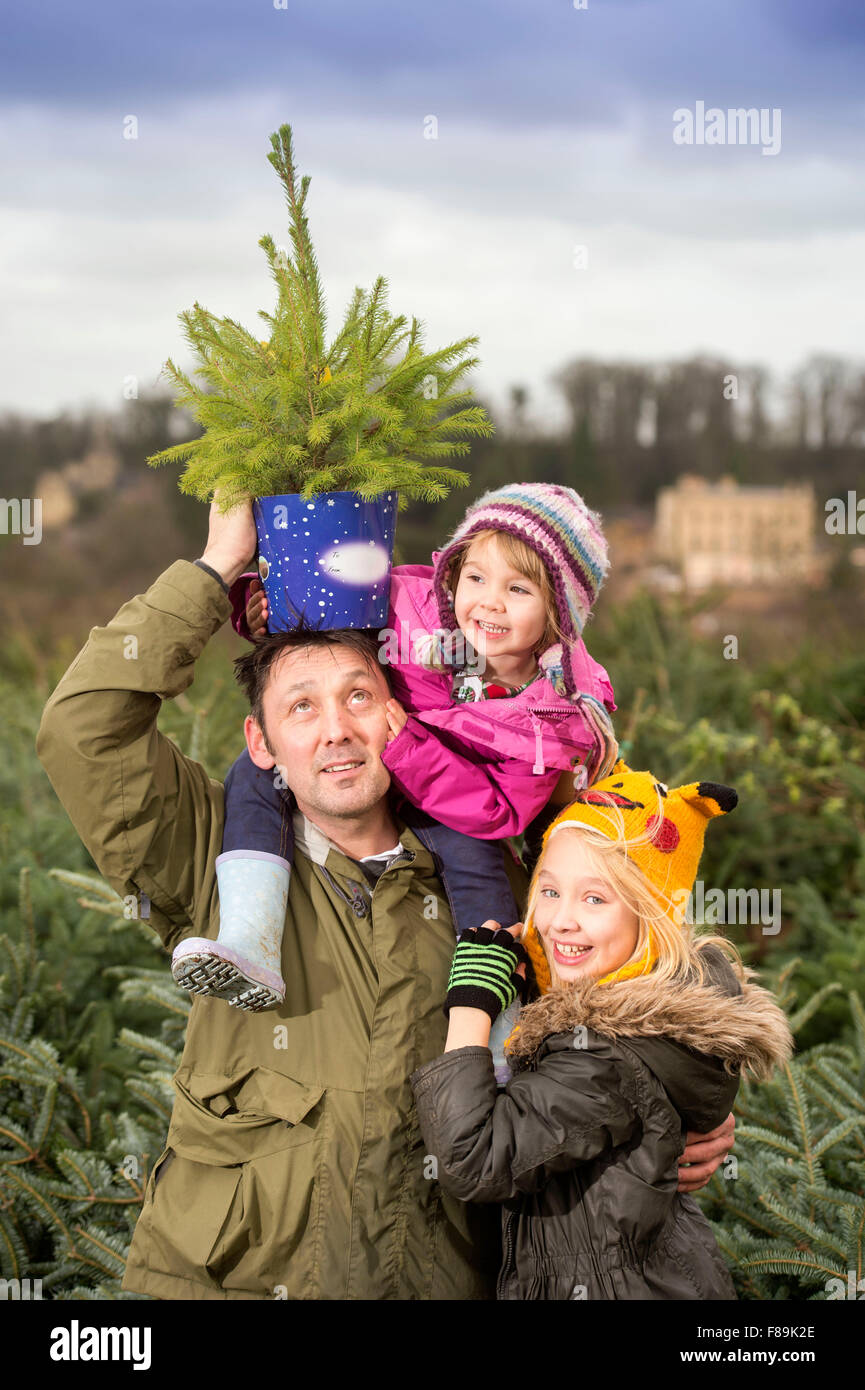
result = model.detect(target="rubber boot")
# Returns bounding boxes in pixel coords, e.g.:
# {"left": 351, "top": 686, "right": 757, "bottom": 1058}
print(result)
{"left": 171, "top": 851, "right": 289, "bottom": 1012}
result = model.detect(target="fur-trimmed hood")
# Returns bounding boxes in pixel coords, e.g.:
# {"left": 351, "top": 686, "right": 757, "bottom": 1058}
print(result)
{"left": 507, "top": 944, "right": 793, "bottom": 1130}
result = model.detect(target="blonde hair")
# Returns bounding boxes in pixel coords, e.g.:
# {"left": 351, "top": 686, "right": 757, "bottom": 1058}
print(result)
{"left": 524, "top": 817, "right": 742, "bottom": 990}
{"left": 446, "top": 528, "right": 564, "bottom": 653}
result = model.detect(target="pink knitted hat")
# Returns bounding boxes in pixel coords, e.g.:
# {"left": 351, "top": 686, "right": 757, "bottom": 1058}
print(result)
{"left": 431, "top": 482, "right": 610, "bottom": 700}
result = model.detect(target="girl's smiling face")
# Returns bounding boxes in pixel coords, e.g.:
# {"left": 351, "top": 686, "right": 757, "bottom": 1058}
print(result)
{"left": 452, "top": 533, "right": 549, "bottom": 665}
{"left": 532, "top": 832, "right": 641, "bottom": 982}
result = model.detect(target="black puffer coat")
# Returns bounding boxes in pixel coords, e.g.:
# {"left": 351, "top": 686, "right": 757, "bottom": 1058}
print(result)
{"left": 411, "top": 944, "right": 792, "bottom": 1301}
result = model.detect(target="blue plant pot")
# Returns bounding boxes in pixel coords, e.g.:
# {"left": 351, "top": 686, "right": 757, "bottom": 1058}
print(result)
{"left": 253, "top": 491, "right": 396, "bottom": 632}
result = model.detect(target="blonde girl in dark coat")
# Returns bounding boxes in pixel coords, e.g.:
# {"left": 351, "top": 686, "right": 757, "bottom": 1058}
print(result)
{"left": 412, "top": 762, "right": 793, "bottom": 1300}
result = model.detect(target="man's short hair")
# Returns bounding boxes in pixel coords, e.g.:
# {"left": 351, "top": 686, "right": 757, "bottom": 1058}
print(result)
{"left": 233, "top": 621, "right": 392, "bottom": 754}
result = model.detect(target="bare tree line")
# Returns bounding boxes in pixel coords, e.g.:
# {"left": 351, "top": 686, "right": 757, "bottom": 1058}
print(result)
{"left": 550, "top": 352, "right": 865, "bottom": 452}
{"left": 1, "top": 351, "right": 862, "bottom": 539}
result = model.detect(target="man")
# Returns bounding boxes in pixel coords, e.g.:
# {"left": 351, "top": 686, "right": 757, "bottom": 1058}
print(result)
{"left": 36, "top": 500, "right": 734, "bottom": 1300}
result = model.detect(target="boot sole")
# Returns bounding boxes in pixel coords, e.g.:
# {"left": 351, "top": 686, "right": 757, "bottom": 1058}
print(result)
{"left": 171, "top": 948, "right": 285, "bottom": 1012}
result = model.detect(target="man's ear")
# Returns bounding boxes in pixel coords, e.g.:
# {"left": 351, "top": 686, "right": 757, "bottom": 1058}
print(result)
{"left": 245, "top": 713, "right": 276, "bottom": 770}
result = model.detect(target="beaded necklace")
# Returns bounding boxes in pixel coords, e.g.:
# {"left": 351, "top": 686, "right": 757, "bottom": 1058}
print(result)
{"left": 452, "top": 667, "right": 543, "bottom": 704}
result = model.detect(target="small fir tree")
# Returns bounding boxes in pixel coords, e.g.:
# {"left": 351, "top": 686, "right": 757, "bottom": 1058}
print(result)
{"left": 147, "top": 123, "right": 494, "bottom": 512}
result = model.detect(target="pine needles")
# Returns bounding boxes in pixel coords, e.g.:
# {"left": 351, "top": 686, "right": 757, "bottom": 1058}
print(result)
{"left": 703, "top": 973, "right": 865, "bottom": 1301}
{"left": 147, "top": 123, "right": 493, "bottom": 511}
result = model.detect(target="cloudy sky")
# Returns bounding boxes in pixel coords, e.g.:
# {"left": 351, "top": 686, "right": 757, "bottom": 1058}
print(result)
{"left": 2, "top": 0, "right": 863, "bottom": 430}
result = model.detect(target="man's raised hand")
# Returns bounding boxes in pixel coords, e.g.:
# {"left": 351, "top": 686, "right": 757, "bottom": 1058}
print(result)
{"left": 198, "top": 494, "right": 257, "bottom": 589}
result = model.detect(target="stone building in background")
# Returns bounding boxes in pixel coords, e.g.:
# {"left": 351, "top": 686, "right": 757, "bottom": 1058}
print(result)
{"left": 654, "top": 474, "right": 817, "bottom": 589}
{"left": 34, "top": 423, "right": 121, "bottom": 532}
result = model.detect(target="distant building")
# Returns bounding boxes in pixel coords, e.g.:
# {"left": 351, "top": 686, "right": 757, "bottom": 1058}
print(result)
{"left": 654, "top": 474, "right": 816, "bottom": 589}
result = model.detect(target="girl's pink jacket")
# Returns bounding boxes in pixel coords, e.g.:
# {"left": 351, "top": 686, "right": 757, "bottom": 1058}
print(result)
{"left": 229, "top": 561, "right": 617, "bottom": 841}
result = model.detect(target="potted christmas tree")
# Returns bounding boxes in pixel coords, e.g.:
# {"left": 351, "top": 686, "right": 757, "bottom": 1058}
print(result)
{"left": 147, "top": 123, "right": 494, "bottom": 631}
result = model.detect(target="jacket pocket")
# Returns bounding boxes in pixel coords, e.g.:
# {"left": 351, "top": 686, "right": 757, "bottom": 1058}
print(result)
{"left": 169, "top": 1064, "right": 326, "bottom": 1165}
{"left": 151, "top": 1146, "right": 175, "bottom": 1189}
{"left": 144, "top": 1067, "right": 329, "bottom": 1296}
{"left": 137, "top": 1144, "right": 244, "bottom": 1289}
{"left": 652, "top": 1197, "right": 737, "bottom": 1300}
{"left": 215, "top": 1136, "right": 326, "bottom": 1295}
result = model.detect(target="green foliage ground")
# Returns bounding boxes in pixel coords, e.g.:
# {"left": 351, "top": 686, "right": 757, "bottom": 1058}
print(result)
{"left": 1, "top": 596, "right": 863, "bottom": 1300}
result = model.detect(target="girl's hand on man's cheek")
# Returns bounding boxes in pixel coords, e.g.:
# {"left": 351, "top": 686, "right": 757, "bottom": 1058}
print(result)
{"left": 385, "top": 698, "right": 409, "bottom": 741}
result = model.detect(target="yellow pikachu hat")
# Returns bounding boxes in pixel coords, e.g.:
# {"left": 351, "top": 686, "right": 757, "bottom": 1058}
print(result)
{"left": 523, "top": 760, "right": 738, "bottom": 990}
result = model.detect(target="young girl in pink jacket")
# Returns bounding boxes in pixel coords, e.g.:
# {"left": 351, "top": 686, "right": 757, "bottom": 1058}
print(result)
{"left": 172, "top": 484, "right": 619, "bottom": 1069}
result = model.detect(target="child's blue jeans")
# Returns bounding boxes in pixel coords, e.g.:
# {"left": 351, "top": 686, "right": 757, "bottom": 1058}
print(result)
{"left": 222, "top": 747, "right": 522, "bottom": 935}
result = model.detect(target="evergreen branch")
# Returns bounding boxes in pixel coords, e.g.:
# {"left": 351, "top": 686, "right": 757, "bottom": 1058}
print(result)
{"left": 145, "top": 437, "right": 202, "bottom": 472}
{"left": 710, "top": 1228, "right": 766, "bottom": 1300}
{"left": 756, "top": 1192, "right": 847, "bottom": 1260}
{"left": 705, "top": 1192, "right": 779, "bottom": 1240}
{"left": 847, "top": 1204, "right": 865, "bottom": 1283}
{"left": 788, "top": 983, "right": 844, "bottom": 1034}
{"left": 733, "top": 1124, "right": 800, "bottom": 1158}
{"left": 0, "top": 1211, "right": 25, "bottom": 1279}
{"left": 54, "top": 1150, "right": 97, "bottom": 1198}
{"left": 71, "top": 1225, "right": 129, "bottom": 1277}
{"left": 18, "top": 868, "right": 36, "bottom": 975}
{"left": 123, "top": 1080, "right": 173, "bottom": 1123}
{"left": 812, "top": 1117, "right": 865, "bottom": 1158}
{"left": 737, "top": 1243, "right": 843, "bottom": 1285}
{"left": 266, "top": 125, "right": 327, "bottom": 348}
{"left": 849, "top": 990, "right": 865, "bottom": 1062}
{"left": 804, "top": 1183, "right": 865, "bottom": 1234}
{"left": 0, "top": 1036, "right": 92, "bottom": 1145}
{"left": 800, "top": 1069, "right": 855, "bottom": 1126}
{"left": 259, "top": 234, "right": 317, "bottom": 421}
{"left": 780, "top": 1063, "right": 818, "bottom": 1189}
{"left": 44, "top": 1186, "right": 141, "bottom": 1209}
{"left": 809, "top": 1059, "right": 865, "bottom": 1114}
{"left": 75, "top": 898, "right": 127, "bottom": 918}
{"left": 54, "top": 1284, "right": 144, "bottom": 1301}
{"left": 0, "top": 1118, "right": 36, "bottom": 1158}
{"left": 116, "top": 1030, "right": 178, "bottom": 1067}
{"left": 107, "top": 970, "right": 191, "bottom": 1021}
{"left": 0, "top": 935, "right": 23, "bottom": 997}
{"left": 2, "top": 1169, "right": 78, "bottom": 1251}
{"left": 48, "top": 870, "right": 122, "bottom": 901}
{"left": 32, "top": 1081, "right": 58, "bottom": 1155}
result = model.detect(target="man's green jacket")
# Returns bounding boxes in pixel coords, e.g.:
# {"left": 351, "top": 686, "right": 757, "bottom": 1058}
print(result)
{"left": 36, "top": 560, "right": 515, "bottom": 1300}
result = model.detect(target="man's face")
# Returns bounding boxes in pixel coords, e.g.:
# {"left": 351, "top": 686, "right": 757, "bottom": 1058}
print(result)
{"left": 245, "top": 643, "right": 393, "bottom": 823}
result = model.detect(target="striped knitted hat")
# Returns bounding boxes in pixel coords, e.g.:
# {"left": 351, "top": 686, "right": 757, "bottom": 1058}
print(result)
{"left": 431, "top": 483, "right": 609, "bottom": 699}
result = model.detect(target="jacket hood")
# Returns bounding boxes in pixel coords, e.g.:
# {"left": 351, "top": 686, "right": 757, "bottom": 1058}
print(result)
{"left": 507, "top": 944, "right": 793, "bottom": 1130}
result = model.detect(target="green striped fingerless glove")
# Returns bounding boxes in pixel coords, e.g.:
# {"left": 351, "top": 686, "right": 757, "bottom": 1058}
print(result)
{"left": 445, "top": 926, "right": 529, "bottom": 1022}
